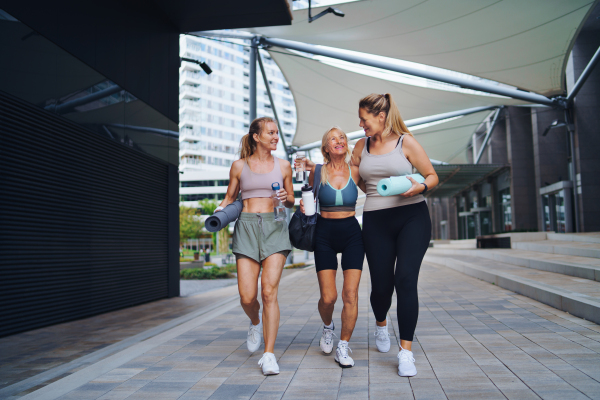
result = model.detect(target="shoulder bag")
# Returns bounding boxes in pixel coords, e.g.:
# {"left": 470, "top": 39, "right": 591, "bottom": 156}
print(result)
{"left": 288, "top": 164, "right": 322, "bottom": 251}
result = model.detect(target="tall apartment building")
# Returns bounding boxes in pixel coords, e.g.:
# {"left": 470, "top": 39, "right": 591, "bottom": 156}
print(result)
{"left": 179, "top": 34, "right": 296, "bottom": 175}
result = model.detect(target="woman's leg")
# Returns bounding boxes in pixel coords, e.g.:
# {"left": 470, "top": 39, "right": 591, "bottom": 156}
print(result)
{"left": 340, "top": 269, "right": 361, "bottom": 341}
{"left": 339, "top": 217, "right": 364, "bottom": 341}
{"left": 362, "top": 210, "right": 397, "bottom": 326}
{"left": 394, "top": 202, "right": 431, "bottom": 351}
{"left": 260, "top": 252, "right": 286, "bottom": 354}
{"left": 236, "top": 257, "right": 261, "bottom": 325}
{"left": 317, "top": 269, "right": 338, "bottom": 326}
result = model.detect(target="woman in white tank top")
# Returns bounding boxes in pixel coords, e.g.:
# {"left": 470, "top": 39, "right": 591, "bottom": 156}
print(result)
{"left": 352, "top": 93, "right": 439, "bottom": 378}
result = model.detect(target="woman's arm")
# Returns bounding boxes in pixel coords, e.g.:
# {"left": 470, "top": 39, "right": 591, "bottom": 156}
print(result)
{"left": 218, "top": 160, "right": 243, "bottom": 209}
{"left": 350, "top": 164, "right": 366, "bottom": 193}
{"left": 351, "top": 139, "right": 366, "bottom": 192}
{"left": 280, "top": 159, "right": 295, "bottom": 208}
{"left": 400, "top": 135, "right": 439, "bottom": 198}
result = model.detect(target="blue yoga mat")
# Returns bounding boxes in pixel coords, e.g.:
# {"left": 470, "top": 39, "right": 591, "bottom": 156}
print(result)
{"left": 205, "top": 200, "right": 243, "bottom": 232}
{"left": 376, "top": 174, "right": 425, "bottom": 196}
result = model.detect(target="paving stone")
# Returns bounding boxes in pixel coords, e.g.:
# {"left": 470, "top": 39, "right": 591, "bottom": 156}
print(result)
{"left": 7, "top": 263, "right": 600, "bottom": 399}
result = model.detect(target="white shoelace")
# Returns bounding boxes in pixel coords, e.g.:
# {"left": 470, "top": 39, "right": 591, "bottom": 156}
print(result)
{"left": 374, "top": 326, "right": 390, "bottom": 339}
{"left": 249, "top": 324, "right": 261, "bottom": 342}
{"left": 337, "top": 342, "right": 352, "bottom": 358}
{"left": 398, "top": 350, "right": 415, "bottom": 363}
{"left": 323, "top": 328, "right": 337, "bottom": 345}
{"left": 258, "top": 353, "right": 275, "bottom": 367}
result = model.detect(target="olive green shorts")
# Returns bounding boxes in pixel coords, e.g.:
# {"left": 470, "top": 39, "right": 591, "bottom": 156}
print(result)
{"left": 232, "top": 212, "right": 292, "bottom": 263}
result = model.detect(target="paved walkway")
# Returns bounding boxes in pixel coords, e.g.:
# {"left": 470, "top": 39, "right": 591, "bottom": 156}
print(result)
{"left": 5, "top": 261, "right": 600, "bottom": 399}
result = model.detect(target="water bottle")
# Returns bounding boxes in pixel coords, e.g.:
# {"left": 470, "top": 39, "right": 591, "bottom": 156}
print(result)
{"left": 271, "top": 182, "right": 286, "bottom": 221}
{"left": 301, "top": 184, "right": 316, "bottom": 216}
{"left": 295, "top": 151, "right": 307, "bottom": 182}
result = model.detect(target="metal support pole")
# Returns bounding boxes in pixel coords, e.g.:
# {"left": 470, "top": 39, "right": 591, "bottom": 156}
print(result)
{"left": 249, "top": 37, "right": 258, "bottom": 122}
{"left": 295, "top": 105, "right": 502, "bottom": 152}
{"left": 564, "top": 109, "right": 580, "bottom": 232}
{"left": 567, "top": 45, "right": 600, "bottom": 105}
{"left": 475, "top": 107, "right": 503, "bottom": 164}
{"left": 257, "top": 49, "right": 291, "bottom": 158}
{"left": 260, "top": 37, "right": 557, "bottom": 107}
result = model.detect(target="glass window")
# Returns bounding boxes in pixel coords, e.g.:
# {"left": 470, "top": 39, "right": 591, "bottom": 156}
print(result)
{"left": 499, "top": 188, "right": 512, "bottom": 232}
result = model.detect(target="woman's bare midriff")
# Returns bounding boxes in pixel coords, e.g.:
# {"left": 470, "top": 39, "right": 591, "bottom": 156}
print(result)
{"left": 242, "top": 197, "right": 275, "bottom": 213}
{"left": 320, "top": 211, "right": 356, "bottom": 219}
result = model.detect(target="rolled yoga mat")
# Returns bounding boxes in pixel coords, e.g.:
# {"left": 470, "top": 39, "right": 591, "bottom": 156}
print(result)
{"left": 376, "top": 174, "right": 425, "bottom": 196}
{"left": 205, "top": 200, "right": 243, "bottom": 232}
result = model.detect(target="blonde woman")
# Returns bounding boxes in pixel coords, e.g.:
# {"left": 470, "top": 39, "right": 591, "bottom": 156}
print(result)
{"left": 352, "top": 93, "right": 438, "bottom": 377}
{"left": 218, "top": 117, "right": 294, "bottom": 375}
{"left": 297, "top": 127, "right": 364, "bottom": 368}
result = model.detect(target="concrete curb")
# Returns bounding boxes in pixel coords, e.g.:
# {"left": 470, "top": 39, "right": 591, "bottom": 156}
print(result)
{"left": 429, "top": 248, "right": 600, "bottom": 282}
{"left": 424, "top": 254, "right": 600, "bottom": 326}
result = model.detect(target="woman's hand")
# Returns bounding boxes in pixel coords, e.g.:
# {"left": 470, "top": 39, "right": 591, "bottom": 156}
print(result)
{"left": 277, "top": 189, "right": 288, "bottom": 203}
{"left": 294, "top": 157, "right": 316, "bottom": 171}
{"left": 401, "top": 176, "right": 425, "bottom": 198}
{"left": 299, "top": 199, "right": 305, "bottom": 214}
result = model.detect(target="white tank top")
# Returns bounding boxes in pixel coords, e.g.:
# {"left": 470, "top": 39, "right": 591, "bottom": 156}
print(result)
{"left": 359, "top": 135, "right": 425, "bottom": 212}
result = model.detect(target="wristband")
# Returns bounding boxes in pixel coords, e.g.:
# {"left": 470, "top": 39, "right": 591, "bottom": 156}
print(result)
{"left": 421, "top": 183, "right": 428, "bottom": 194}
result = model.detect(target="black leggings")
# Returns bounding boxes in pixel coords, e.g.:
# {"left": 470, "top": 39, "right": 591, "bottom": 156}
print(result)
{"left": 314, "top": 216, "right": 364, "bottom": 272}
{"left": 362, "top": 201, "right": 431, "bottom": 341}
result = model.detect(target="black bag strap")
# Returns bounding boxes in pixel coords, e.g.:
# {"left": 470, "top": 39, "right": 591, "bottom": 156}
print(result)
{"left": 312, "top": 164, "right": 322, "bottom": 201}
{"left": 313, "top": 164, "right": 322, "bottom": 214}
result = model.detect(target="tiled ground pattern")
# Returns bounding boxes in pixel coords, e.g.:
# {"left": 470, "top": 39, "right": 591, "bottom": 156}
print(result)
{"left": 38, "top": 261, "right": 600, "bottom": 400}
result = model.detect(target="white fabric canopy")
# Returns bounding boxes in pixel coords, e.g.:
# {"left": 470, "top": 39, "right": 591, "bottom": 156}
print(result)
{"left": 412, "top": 111, "right": 493, "bottom": 164}
{"left": 248, "top": 0, "right": 594, "bottom": 96}
{"left": 269, "top": 49, "right": 522, "bottom": 147}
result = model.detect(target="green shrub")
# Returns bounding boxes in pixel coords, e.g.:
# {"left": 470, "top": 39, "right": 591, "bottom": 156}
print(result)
{"left": 285, "top": 262, "right": 308, "bottom": 269}
{"left": 180, "top": 267, "right": 233, "bottom": 280}
{"left": 204, "top": 262, "right": 216, "bottom": 267}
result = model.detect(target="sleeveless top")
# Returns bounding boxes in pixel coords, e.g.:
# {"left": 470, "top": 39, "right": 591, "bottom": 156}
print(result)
{"left": 240, "top": 156, "right": 284, "bottom": 200}
{"left": 318, "top": 165, "right": 358, "bottom": 212}
{"left": 359, "top": 135, "right": 424, "bottom": 212}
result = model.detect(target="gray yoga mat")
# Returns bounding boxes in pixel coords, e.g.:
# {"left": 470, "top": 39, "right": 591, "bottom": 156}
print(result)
{"left": 205, "top": 200, "right": 243, "bottom": 232}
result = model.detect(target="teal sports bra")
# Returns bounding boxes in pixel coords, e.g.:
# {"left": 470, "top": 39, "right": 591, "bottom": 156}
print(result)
{"left": 318, "top": 165, "right": 358, "bottom": 212}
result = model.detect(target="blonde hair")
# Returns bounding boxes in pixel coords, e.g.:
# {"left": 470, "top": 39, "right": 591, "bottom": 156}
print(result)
{"left": 359, "top": 93, "right": 412, "bottom": 137}
{"left": 239, "top": 117, "right": 275, "bottom": 161}
{"left": 320, "top": 126, "right": 352, "bottom": 185}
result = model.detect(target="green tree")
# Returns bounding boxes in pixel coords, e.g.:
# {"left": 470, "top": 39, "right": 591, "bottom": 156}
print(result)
{"left": 180, "top": 205, "right": 203, "bottom": 245}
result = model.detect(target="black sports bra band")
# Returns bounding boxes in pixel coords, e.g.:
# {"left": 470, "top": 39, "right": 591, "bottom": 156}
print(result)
{"left": 366, "top": 136, "right": 402, "bottom": 154}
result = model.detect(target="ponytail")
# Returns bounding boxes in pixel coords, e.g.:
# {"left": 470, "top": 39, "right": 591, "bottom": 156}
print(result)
{"left": 359, "top": 93, "right": 411, "bottom": 137}
{"left": 239, "top": 116, "right": 275, "bottom": 161}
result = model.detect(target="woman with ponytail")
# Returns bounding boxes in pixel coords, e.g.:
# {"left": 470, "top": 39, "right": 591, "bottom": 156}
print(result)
{"left": 352, "top": 93, "right": 438, "bottom": 377}
{"left": 217, "top": 117, "right": 294, "bottom": 376}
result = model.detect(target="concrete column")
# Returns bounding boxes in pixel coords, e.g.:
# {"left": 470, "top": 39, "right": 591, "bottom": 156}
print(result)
{"left": 489, "top": 112, "right": 508, "bottom": 165}
{"left": 570, "top": 27, "right": 600, "bottom": 231}
{"left": 530, "top": 108, "right": 570, "bottom": 231}
{"left": 505, "top": 107, "right": 538, "bottom": 231}
{"left": 449, "top": 197, "right": 458, "bottom": 240}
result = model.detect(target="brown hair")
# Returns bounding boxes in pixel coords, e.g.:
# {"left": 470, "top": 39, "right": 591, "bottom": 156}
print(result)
{"left": 359, "top": 93, "right": 411, "bottom": 137}
{"left": 320, "top": 126, "right": 352, "bottom": 185}
{"left": 239, "top": 117, "right": 275, "bottom": 161}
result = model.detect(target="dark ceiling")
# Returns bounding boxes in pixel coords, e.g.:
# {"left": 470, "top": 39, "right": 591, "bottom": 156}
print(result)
{"left": 153, "top": 0, "right": 292, "bottom": 32}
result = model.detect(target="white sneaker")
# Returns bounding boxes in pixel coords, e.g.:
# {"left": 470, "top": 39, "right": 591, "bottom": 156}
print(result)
{"left": 319, "top": 323, "right": 336, "bottom": 354}
{"left": 247, "top": 319, "right": 262, "bottom": 353}
{"left": 398, "top": 348, "right": 417, "bottom": 377}
{"left": 334, "top": 341, "right": 354, "bottom": 368}
{"left": 258, "top": 352, "right": 280, "bottom": 375}
{"left": 374, "top": 321, "right": 390, "bottom": 353}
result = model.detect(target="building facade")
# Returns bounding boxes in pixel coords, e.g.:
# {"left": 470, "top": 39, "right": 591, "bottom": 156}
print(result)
{"left": 427, "top": 9, "right": 600, "bottom": 239}
{"left": 179, "top": 34, "right": 297, "bottom": 175}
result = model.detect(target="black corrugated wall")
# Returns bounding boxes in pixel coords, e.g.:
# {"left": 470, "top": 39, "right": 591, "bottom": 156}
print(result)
{"left": 0, "top": 91, "right": 177, "bottom": 337}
